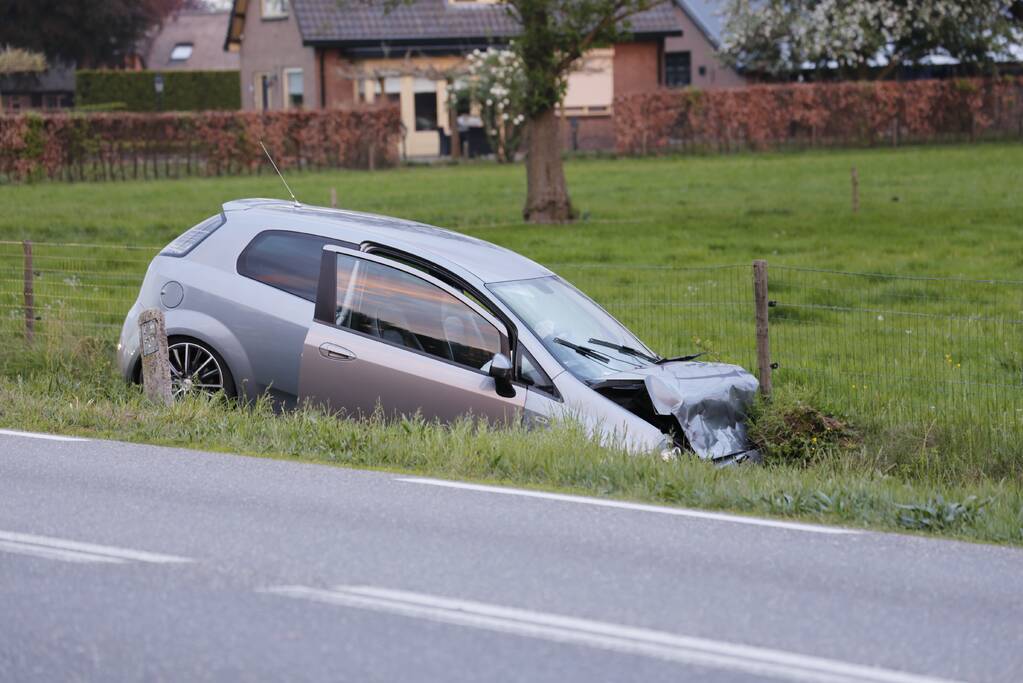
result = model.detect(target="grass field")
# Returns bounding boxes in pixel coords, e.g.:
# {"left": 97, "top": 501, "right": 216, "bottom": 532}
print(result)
{"left": 2, "top": 144, "right": 1022, "bottom": 276}
{"left": 1, "top": 143, "right": 1021, "bottom": 543}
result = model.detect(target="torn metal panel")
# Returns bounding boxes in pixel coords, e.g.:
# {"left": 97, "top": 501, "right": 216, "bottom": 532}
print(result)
{"left": 594, "top": 361, "right": 759, "bottom": 460}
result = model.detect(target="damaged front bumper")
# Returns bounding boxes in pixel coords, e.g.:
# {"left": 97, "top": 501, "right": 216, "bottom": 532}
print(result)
{"left": 591, "top": 361, "right": 760, "bottom": 463}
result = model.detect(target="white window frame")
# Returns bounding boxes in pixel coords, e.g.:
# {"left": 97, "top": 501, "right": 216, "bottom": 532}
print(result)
{"left": 283, "top": 67, "right": 304, "bottom": 110}
{"left": 261, "top": 0, "right": 288, "bottom": 20}
{"left": 169, "top": 43, "right": 193, "bottom": 62}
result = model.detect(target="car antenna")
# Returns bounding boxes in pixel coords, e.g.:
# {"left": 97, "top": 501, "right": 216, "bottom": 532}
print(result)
{"left": 260, "top": 140, "right": 300, "bottom": 208}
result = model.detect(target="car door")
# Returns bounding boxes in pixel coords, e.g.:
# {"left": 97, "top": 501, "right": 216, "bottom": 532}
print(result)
{"left": 298, "top": 245, "right": 526, "bottom": 424}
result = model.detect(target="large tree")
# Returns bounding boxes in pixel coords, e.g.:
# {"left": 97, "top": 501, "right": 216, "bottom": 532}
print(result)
{"left": 0, "top": 0, "right": 188, "bottom": 68}
{"left": 507, "top": 0, "right": 665, "bottom": 222}
{"left": 720, "top": 0, "right": 1023, "bottom": 80}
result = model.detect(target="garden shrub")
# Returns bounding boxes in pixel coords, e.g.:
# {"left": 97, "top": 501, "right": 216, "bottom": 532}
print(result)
{"left": 0, "top": 106, "right": 402, "bottom": 182}
{"left": 77, "top": 70, "right": 241, "bottom": 112}
{"left": 615, "top": 77, "right": 1023, "bottom": 154}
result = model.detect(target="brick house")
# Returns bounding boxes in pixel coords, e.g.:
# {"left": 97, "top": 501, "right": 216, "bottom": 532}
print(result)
{"left": 225, "top": 0, "right": 690, "bottom": 156}
{"left": 665, "top": 0, "right": 745, "bottom": 89}
{"left": 143, "top": 8, "right": 240, "bottom": 71}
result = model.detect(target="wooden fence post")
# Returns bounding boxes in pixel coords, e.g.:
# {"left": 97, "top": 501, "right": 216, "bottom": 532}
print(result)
{"left": 139, "top": 308, "right": 173, "bottom": 406}
{"left": 22, "top": 241, "right": 34, "bottom": 345}
{"left": 851, "top": 166, "right": 859, "bottom": 214}
{"left": 330, "top": 187, "right": 338, "bottom": 208}
{"left": 753, "top": 260, "right": 772, "bottom": 398}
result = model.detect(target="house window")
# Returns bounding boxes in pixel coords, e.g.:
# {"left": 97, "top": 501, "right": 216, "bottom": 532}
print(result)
{"left": 285, "top": 68, "right": 303, "bottom": 109}
{"left": 665, "top": 52, "right": 692, "bottom": 87}
{"left": 413, "top": 79, "right": 438, "bottom": 131}
{"left": 170, "top": 43, "right": 193, "bottom": 62}
{"left": 262, "top": 0, "right": 288, "bottom": 19}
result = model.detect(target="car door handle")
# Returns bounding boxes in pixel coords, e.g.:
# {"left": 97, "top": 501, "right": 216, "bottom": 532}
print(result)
{"left": 319, "top": 343, "right": 356, "bottom": 361}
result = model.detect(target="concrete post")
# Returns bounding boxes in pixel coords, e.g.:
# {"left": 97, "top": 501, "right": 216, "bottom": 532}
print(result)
{"left": 139, "top": 308, "right": 173, "bottom": 406}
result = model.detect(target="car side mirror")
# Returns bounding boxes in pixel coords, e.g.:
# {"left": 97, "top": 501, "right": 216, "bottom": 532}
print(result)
{"left": 488, "top": 353, "right": 515, "bottom": 398}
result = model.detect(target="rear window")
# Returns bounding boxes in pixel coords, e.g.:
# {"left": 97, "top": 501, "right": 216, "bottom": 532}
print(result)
{"left": 161, "top": 214, "right": 225, "bottom": 257}
{"left": 237, "top": 230, "right": 350, "bottom": 302}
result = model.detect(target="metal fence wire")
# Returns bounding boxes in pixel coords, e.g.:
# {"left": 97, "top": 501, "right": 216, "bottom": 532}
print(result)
{"left": 2, "top": 242, "right": 1021, "bottom": 463}
{"left": 0, "top": 241, "right": 158, "bottom": 346}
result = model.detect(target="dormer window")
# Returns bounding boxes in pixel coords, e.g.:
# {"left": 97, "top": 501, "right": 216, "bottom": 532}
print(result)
{"left": 262, "top": 0, "right": 288, "bottom": 19}
{"left": 170, "top": 43, "right": 193, "bottom": 62}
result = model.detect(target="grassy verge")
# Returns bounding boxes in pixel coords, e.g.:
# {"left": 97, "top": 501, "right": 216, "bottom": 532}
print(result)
{"left": 1, "top": 347, "right": 1020, "bottom": 546}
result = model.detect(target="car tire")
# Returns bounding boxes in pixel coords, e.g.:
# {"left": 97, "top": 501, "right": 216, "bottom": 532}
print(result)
{"left": 166, "top": 336, "right": 237, "bottom": 399}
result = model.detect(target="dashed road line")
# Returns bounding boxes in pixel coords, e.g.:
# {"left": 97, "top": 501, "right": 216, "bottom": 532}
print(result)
{"left": 0, "top": 530, "right": 192, "bottom": 565}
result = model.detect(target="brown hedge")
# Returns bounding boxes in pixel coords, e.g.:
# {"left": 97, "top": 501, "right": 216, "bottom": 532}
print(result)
{"left": 0, "top": 106, "right": 402, "bottom": 183}
{"left": 614, "top": 77, "right": 1023, "bottom": 155}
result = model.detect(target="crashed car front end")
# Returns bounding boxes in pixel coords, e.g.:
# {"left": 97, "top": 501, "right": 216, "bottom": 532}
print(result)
{"left": 590, "top": 361, "right": 760, "bottom": 464}
{"left": 488, "top": 275, "right": 760, "bottom": 463}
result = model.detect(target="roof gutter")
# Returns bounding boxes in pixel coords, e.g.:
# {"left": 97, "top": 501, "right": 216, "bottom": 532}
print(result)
{"left": 302, "top": 29, "right": 681, "bottom": 52}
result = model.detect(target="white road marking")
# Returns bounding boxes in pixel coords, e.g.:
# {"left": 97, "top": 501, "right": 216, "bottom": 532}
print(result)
{"left": 0, "top": 531, "right": 192, "bottom": 564}
{"left": 263, "top": 585, "right": 959, "bottom": 683}
{"left": 0, "top": 429, "right": 87, "bottom": 442}
{"left": 0, "top": 540, "right": 125, "bottom": 564}
{"left": 397, "top": 477, "right": 858, "bottom": 535}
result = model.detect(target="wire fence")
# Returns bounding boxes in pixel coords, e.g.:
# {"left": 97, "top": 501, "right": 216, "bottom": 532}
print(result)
{"left": 0, "top": 241, "right": 158, "bottom": 350}
{"left": 3, "top": 242, "right": 1021, "bottom": 472}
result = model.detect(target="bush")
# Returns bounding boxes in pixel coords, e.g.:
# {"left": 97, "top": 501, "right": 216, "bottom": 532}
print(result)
{"left": 0, "top": 107, "right": 402, "bottom": 182}
{"left": 748, "top": 392, "right": 858, "bottom": 466}
{"left": 615, "top": 77, "right": 1023, "bottom": 154}
{"left": 77, "top": 70, "right": 241, "bottom": 112}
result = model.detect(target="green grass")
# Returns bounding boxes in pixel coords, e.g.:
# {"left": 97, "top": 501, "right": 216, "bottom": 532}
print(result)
{"left": 1, "top": 144, "right": 1021, "bottom": 274}
{"left": 0, "top": 143, "right": 1021, "bottom": 543}
{"left": 1, "top": 362, "right": 1020, "bottom": 545}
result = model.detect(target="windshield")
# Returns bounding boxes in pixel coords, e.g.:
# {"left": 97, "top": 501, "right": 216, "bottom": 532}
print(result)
{"left": 488, "top": 276, "right": 655, "bottom": 382}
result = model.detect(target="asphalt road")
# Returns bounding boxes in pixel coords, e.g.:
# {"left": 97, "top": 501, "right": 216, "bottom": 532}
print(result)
{"left": 0, "top": 429, "right": 1021, "bottom": 683}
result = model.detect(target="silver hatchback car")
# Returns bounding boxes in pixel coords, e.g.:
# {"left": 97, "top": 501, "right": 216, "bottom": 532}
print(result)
{"left": 119, "top": 199, "right": 759, "bottom": 462}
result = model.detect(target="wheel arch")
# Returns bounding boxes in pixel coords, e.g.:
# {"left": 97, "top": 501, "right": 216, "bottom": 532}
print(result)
{"left": 163, "top": 309, "right": 257, "bottom": 400}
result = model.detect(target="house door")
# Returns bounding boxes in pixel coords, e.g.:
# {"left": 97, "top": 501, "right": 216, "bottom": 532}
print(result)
{"left": 254, "top": 72, "right": 274, "bottom": 111}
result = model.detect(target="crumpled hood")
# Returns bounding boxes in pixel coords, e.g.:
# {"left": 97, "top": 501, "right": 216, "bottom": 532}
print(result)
{"left": 598, "top": 361, "right": 759, "bottom": 460}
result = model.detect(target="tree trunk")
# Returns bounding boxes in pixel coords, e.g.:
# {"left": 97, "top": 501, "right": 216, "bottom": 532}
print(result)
{"left": 523, "top": 107, "right": 574, "bottom": 223}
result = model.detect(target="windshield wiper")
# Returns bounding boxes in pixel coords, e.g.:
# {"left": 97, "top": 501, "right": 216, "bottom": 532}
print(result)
{"left": 656, "top": 352, "right": 705, "bottom": 364}
{"left": 553, "top": 337, "right": 612, "bottom": 364}
{"left": 587, "top": 338, "right": 660, "bottom": 364}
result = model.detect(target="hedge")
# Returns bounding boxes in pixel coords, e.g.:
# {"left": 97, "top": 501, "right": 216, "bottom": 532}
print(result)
{"left": 615, "top": 77, "right": 1023, "bottom": 155}
{"left": 0, "top": 107, "right": 402, "bottom": 183}
{"left": 77, "top": 70, "right": 241, "bottom": 112}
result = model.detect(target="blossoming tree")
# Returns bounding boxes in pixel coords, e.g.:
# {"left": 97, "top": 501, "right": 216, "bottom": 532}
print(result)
{"left": 720, "top": 0, "right": 1023, "bottom": 79}
{"left": 455, "top": 48, "right": 528, "bottom": 163}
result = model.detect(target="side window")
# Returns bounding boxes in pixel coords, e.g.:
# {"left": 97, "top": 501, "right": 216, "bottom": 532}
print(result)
{"left": 334, "top": 254, "right": 502, "bottom": 371}
{"left": 518, "top": 347, "right": 557, "bottom": 396}
{"left": 238, "top": 231, "right": 348, "bottom": 302}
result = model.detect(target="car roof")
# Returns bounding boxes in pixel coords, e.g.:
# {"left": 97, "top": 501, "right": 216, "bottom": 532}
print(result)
{"left": 222, "top": 199, "right": 552, "bottom": 284}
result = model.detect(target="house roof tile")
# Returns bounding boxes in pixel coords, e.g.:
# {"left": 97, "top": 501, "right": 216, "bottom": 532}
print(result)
{"left": 292, "top": 0, "right": 680, "bottom": 45}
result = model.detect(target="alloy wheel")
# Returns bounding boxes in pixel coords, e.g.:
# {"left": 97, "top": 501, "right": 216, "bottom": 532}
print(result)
{"left": 168, "top": 342, "right": 225, "bottom": 398}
